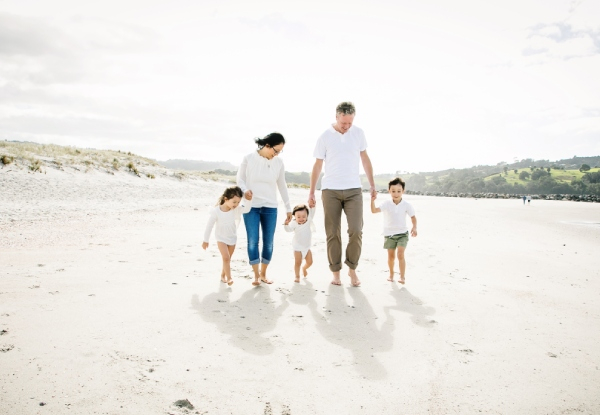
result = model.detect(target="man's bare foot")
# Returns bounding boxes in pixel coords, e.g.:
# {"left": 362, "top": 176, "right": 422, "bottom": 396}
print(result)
{"left": 294, "top": 276, "right": 300, "bottom": 283}
{"left": 331, "top": 271, "right": 341, "bottom": 286}
{"left": 227, "top": 277, "right": 234, "bottom": 286}
{"left": 348, "top": 269, "right": 361, "bottom": 287}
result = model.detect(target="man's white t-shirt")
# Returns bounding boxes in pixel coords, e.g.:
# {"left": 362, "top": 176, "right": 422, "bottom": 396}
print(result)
{"left": 378, "top": 199, "right": 415, "bottom": 236}
{"left": 313, "top": 125, "right": 367, "bottom": 190}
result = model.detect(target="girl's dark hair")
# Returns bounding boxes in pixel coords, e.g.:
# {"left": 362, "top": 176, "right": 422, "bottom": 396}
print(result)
{"left": 218, "top": 186, "right": 243, "bottom": 205}
{"left": 255, "top": 132, "right": 285, "bottom": 149}
{"left": 292, "top": 204, "right": 309, "bottom": 217}
{"left": 388, "top": 177, "right": 406, "bottom": 190}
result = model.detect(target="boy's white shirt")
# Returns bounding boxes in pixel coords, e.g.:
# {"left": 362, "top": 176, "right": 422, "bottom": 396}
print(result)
{"left": 236, "top": 151, "right": 291, "bottom": 212}
{"left": 312, "top": 125, "right": 367, "bottom": 190}
{"left": 203, "top": 197, "right": 252, "bottom": 245}
{"left": 377, "top": 199, "right": 415, "bottom": 236}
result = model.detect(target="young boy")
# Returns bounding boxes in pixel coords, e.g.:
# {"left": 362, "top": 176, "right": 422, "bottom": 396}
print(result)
{"left": 371, "top": 177, "right": 417, "bottom": 284}
{"left": 284, "top": 204, "right": 316, "bottom": 283}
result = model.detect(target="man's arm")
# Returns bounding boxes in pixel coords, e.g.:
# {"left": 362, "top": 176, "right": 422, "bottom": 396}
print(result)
{"left": 308, "top": 158, "right": 323, "bottom": 208}
{"left": 360, "top": 150, "right": 376, "bottom": 199}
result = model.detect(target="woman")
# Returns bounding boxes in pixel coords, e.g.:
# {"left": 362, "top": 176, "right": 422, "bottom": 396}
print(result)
{"left": 237, "top": 132, "right": 292, "bottom": 286}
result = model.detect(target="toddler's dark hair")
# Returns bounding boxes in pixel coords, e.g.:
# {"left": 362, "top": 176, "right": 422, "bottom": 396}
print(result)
{"left": 218, "top": 186, "right": 243, "bottom": 205}
{"left": 388, "top": 177, "right": 406, "bottom": 190}
{"left": 292, "top": 204, "right": 309, "bottom": 218}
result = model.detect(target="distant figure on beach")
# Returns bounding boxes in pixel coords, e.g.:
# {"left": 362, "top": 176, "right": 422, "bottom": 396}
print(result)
{"left": 527, "top": 195, "right": 531, "bottom": 205}
{"left": 202, "top": 186, "right": 252, "bottom": 286}
{"left": 370, "top": 177, "right": 417, "bottom": 284}
{"left": 522, "top": 195, "right": 526, "bottom": 205}
{"left": 284, "top": 204, "right": 316, "bottom": 283}
{"left": 308, "top": 101, "right": 376, "bottom": 287}
{"left": 237, "top": 132, "right": 292, "bottom": 286}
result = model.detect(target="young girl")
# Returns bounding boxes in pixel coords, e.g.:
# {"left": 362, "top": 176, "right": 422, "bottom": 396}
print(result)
{"left": 202, "top": 186, "right": 252, "bottom": 286}
{"left": 284, "top": 204, "right": 316, "bottom": 283}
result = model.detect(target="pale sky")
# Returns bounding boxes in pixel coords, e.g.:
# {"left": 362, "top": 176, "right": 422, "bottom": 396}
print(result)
{"left": 1, "top": 0, "right": 599, "bottom": 173}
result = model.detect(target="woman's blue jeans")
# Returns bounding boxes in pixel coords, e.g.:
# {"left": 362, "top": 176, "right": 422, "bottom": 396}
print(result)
{"left": 243, "top": 207, "right": 278, "bottom": 265}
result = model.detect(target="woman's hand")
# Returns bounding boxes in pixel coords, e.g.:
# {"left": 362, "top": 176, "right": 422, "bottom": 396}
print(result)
{"left": 244, "top": 190, "right": 253, "bottom": 200}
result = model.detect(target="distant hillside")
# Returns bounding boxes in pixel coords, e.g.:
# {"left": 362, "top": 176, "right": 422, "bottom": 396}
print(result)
{"left": 157, "top": 159, "right": 237, "bottom": 172}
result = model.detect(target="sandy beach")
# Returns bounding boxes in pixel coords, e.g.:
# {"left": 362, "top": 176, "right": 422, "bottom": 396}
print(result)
{"left": 2, "top": 162, "right": 600, "bottom": 415}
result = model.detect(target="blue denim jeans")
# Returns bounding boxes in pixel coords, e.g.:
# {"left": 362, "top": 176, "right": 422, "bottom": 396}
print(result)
{"left": 243, "top": 207, "right": 278, "bottom": 265}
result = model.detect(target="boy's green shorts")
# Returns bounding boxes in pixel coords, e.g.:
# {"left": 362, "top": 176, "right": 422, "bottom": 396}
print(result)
{"left": 383, "top": 232, "right": 409, "bottom": 249}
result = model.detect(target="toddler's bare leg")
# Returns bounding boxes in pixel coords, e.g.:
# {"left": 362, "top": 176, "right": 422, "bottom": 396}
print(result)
{"left": 293, "top": 251, "right": 302, "bottom": 283}
{"left": 397, "top": 246, "right": 406, "bottom": 284}
{"left": 302, "top": 250, "right": 313, "bottom": 277}
{"left": 387, "top": 249, "right": 396, "bottom": 281}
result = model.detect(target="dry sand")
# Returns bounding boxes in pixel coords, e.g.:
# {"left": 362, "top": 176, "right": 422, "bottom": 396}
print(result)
{"left": 1, "top": 162, "right": 600, "bottom": 415}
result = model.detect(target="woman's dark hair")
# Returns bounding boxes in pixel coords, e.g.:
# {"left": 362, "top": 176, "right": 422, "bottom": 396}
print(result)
{"left": 218, "top": 186, "right": 243, "bottom": 205}
{"left": 255, "top": 132, "right": 285, "bottom": 149}
{"left": 292, "top": 204, "right": 309, "bottom": 217}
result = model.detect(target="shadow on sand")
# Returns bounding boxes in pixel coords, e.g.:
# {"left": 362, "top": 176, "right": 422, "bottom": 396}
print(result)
{"left": 191, "top": 283, "right": 288, "bottom": 355}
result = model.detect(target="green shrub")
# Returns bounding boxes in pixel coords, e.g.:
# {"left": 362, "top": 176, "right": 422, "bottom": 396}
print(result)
{"left": 29, "top": 159, "right": 42, "bottom": 172}
{"left": 1, "top": 155, "right": 14, "bottom": 165}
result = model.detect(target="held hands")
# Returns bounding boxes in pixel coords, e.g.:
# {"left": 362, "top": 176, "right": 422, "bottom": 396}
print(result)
{"left": 370, "top": 187, "right": 377, "bottom": 199}
{"left": 284, "top": 212, "right": 292, "bottom": 225}
{"left": 308, "top": 193, "right": 316, "bottom": 208}
{"left": 202, "top": 242, "right": 209, "bottom": 250}
{"left": 244, "top": 190, "right": 253, "bottom": 200}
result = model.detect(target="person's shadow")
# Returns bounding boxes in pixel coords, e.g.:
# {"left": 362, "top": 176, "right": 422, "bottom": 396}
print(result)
{"left": 385, "top": 285, "right": 436, "bottom": 327}
{"left": 191, "top": 284, "right": 288, "bottom": 355}
{"left": 308, "top": 285, "right": 394, "bottom": 379}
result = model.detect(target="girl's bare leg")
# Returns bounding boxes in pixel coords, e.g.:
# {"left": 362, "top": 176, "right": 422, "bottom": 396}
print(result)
{"left": 293, "top": 251, "right": 302, "bottom": 282}
{"left": 302, "top": 250, "right": 313, "bottom": 277}
{"left": 387, "top": 249, "right": 396, "bottom": 281}
{"left": 397, "top": 246, "right": 406, "bottom": 284}
{"left": 217, "top": 242, "right": 235, "bottom": 285}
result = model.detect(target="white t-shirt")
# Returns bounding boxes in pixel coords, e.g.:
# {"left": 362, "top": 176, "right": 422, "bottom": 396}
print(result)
{"left": 313, "top": 125, "right": 367, "bottom": 190}
{"left": 236, "top": 151, "right": 291, "bottom": 212}
{"left": 203, "top": 199, "right": 252, "bottom": 245}
{"left": 378, "top": 199, "right": 415, "bottom": 236}
{"left": 284, "top": 207, "right": 316, "bottom": 258}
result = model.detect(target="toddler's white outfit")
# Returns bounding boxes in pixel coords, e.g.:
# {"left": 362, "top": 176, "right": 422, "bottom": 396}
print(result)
{"left": 284, "top": 207, "right": 316, "bottom": 258}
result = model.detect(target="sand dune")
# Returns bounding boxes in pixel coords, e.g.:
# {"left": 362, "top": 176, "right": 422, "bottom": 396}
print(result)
{"left": 2, "top": 156, "right": 600, "bottom": 414}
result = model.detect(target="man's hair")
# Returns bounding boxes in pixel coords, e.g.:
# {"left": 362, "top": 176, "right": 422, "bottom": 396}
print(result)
{"left": 336, "top": 102, "right": 356, "bottom": 116}
{"left": 389, "top": 177, "right": 406, "bottom": 190}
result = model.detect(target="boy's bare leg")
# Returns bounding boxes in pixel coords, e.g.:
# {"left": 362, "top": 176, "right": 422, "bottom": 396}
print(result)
{"left": 302, "top": 250, "right": 313, "bottom": 277}
{"left": 217, "top": 242, "right": 235, "bottom": 285}
{"left": 259, "top": 263, "right": 273, "bottom": 284}
{"left": 387, "top": 249, "right": 396, "bottom": 281}
{"left": 348, "top": 268, "right": 361, "bottom": 287}
{"left": 397, "top": 246, "right": 406, "bottom": 284}
{"left": 293, "top": 251, "right": 302, "bottom": 283}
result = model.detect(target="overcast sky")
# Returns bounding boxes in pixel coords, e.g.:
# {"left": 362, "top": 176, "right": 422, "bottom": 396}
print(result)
{"left": 1, "top": 0, "right": 599, "bottom": 173}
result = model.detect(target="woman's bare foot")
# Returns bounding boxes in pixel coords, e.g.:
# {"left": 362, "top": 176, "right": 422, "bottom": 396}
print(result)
{"left": 294, "top": 276, "right": 300, "bottom": 283}
{"left": 259, "top": 273, "right": 273, "bottom": 284}
{"left": 348, "top": 269, "right": 361, "bottom": 287}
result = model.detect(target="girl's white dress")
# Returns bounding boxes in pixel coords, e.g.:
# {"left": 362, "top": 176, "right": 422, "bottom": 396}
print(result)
{"left": 284, "top": 207, "right": 316, "bottom": 258}
{"left": 203, "top": 198, "right": 252, "bottom": 245}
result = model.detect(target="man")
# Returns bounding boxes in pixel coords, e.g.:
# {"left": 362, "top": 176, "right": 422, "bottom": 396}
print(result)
{"left": 308, "top": 102, "right": 376, "bottom": 286}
